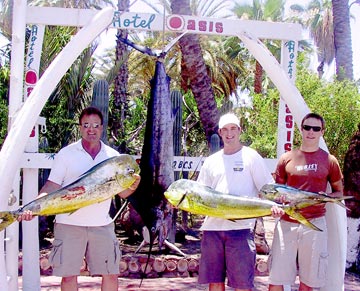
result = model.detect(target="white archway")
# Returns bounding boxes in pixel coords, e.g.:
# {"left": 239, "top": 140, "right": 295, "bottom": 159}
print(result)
{"left": 0, "top": 4, "right": 345, "bottom": 291}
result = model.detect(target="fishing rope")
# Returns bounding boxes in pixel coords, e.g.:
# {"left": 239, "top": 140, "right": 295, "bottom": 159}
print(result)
{"left": 110, "top": 199, "right": 129, "bottom": 223}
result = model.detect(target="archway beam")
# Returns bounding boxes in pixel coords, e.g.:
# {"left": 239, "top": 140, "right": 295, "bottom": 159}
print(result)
{"left": 26, "top": 7, "right": 302, "bottom": 40}
{"left": 0, "top": 7, "right": 114, "bottom": 291}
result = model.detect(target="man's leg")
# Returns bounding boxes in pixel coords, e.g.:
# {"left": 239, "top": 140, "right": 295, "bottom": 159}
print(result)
{"left": 299, "top": 281, "right": 313, "bottom": 291}
{"left": 61, "top": 275, "right": 78, "bottom": 291}
{"left": 268, "top": 284, "right": 284, "bottom": 291}
{"left": 209, "top": 282, "right": 225, "bottom": 291}
{"left": 101, "top": 274, "right": 118, "bottom": 291}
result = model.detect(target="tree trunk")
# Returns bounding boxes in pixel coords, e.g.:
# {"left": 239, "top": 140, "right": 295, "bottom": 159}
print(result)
{"left": 332, "top": 0, "right": 353, "bottom": 80}
{"left": 344, "top": 124, "right": 360, "bottom": 271}
{"left": 254, "top": 60, "right": 263, "bottom": 94}
{"left": 112, "top": 0, "right": 130, "bottom": 141}
{"left": 170, "top": 0, "right": 220, "bottom": 143}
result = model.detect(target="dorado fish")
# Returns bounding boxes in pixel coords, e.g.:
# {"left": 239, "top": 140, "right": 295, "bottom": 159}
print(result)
{"left": 259, "top": 183, "right": 352, "bottom": 208}
{"left": 0, "top": 154, "right": 139, "bottom": 232}
{"left": 164, "top": 179, "right": 337, "bottom": 231}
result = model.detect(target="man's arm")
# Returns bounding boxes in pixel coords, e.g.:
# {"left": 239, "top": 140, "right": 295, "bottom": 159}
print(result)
{"left": 328, "top": 179, "right": 343, "bottom": 198}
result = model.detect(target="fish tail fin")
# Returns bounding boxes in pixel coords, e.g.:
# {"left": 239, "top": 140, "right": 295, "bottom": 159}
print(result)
{"left": 325, "top": 196, "right": 353, "bottom": 210}
{"left": 325, "top": 199, "right": 348, "bottom": 209}
{"left": 284, "top": 207, "right": 322, "bottom": 231}
{"left": 0, "top": 211, "right": 17, "bottom": 232}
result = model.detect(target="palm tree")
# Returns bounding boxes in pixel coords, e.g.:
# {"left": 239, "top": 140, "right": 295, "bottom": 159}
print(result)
{"left": 332, "top": 0, "right": 353, "bottom": 80}
{"left": 170, "top": 0, "right": 240, "bottom": 142}
{"left": 128, "top": 0, "right": 242, "bottom": 142}
{"left": 291, "top": 0, "right": 355, "bottom": 81}
{"left": 111, "top": 0, "right": 130, "bottom": 145}
{"left": 288, "top": 0, "right": 335, "bottom": 79}
{"left": 0, "top": 42, "right": 10, "bottom": 148}
{"left": 169, "top": 0, "right": 218, "bottom": 142}
{"left": 1, "top": 0, "right": 113, "bottom": 150}
{"left": 232, "top": 0, "right": 285, "bottom": 94}
{"left": 0, "top": 0, "right": 11, "bottom": 40}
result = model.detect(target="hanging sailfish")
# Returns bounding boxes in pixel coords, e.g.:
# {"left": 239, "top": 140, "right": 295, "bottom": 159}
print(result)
{"left": 118, "top": 32, "right": 187, "bottom": 274}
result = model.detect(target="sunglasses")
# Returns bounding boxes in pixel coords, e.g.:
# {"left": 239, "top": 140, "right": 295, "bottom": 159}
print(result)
{"left": 302, "top": 125, "right": 322, "bottom": 132}
{"left": 80, "top": 123, "right": 102, "bottom": 129}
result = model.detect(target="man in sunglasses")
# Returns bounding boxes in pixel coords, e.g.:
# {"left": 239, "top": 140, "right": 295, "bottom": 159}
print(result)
{"left": 18, "top": 106, "right": 140, "bottom": 291}
{"left": 268, "top": 113, "right": 343, "bottom": 291}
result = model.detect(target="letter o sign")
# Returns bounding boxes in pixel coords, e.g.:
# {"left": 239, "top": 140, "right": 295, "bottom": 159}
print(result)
{"left": 167, "top": 15, "right": 185, "bottom": 31}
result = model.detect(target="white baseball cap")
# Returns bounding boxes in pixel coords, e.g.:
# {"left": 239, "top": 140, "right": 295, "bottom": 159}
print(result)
{"left": 219, "top": 113, "right": 240, "bottom": 129}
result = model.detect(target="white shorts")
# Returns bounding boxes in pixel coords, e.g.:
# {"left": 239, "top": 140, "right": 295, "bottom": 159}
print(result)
{"left": 268, "top": 218, "right": 328, "bottom": 288}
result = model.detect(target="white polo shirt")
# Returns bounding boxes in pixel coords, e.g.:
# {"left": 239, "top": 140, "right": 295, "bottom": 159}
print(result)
{"left": 48, "top": 140, "right": 120, "bottom": 226}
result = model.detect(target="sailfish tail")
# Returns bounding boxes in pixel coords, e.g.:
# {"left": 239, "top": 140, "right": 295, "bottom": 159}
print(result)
{"left": 0, "top": 211, "right": 18, "bottom": 232}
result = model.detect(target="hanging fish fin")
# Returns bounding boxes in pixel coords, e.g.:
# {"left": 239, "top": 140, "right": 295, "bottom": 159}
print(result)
{"left": 117, "top": 36, "right": 158, "bottom": 57}
{"left": 285, "top": 207, "right": 322, "bottom": 231}
{"left": 138, "top": 225, "right": 154, "bottom": 288}
{"left": 316, "top": 194, "right": 353, "bottom": 210}
{"left": 0, "top": 211, "right": 18, "bottom": 232}
{"left": 67, "top": 208, "right": 83, "bottom": 216}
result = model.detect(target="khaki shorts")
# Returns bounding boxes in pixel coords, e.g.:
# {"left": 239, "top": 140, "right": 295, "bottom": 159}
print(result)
{"left": 49, "top": 223, "right": 121, "bottom": 277}
{"left": 268, "top": 218, "right": 328, "bottom": 288}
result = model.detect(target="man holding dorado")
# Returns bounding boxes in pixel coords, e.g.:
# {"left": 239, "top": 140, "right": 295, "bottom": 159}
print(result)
{"left": 268, "top": 113, "right": 343, "bottom": 291}
{"left": 196, "top": 113, "right": 280, "bottom": 291}
{"left": 18, "top": 107, "right": 140, "bottom": 291}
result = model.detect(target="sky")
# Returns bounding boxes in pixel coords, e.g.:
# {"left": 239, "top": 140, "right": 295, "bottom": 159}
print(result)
{"left": 1, "top": 0, "right": 359, "bottom": 79}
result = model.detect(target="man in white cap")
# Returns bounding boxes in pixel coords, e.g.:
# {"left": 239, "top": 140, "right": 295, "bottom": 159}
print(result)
{"left": 197, "top": 112, "right": 275, "bottom": 291}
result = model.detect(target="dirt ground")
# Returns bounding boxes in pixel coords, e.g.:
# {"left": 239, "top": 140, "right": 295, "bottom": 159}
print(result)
{"left": 18, "top": 216, "right": 360, "bottom": 290}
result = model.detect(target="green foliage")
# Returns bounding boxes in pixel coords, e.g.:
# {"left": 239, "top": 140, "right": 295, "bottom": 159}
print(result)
{"left": 0, "top": 47, "right": 9, "bottom": 149}
{"left": 40, "top": 100, "right": 80, "bottom": 153}
{"left": 119, "top": 95, "right": 147, "bottom": 154}
{"left": 295, "top": 64, "right": 360, "bottom": 166}
{"left": 0, "top": 98, "right": 8, "bottom": 147}
{"left": 181, "top": 90, "right": 209, "bottom": 157}
{"left": 239, "top": 54, "right": 360, "bottom": 169}
{"left": 240, "top": 90, "right": 279, "bottom": 158}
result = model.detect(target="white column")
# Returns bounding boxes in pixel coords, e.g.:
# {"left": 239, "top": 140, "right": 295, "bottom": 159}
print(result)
{"left": 21, "top": 23, "right": 45, "bottom": 291}
{"left": 1, "top": 0, "right": 28, "bottom": 290}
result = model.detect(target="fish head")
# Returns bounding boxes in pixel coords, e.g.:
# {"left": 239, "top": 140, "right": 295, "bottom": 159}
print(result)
{"left": 259, "top": 183, "right": 279, "bottom": 201}
{"left": 260, "top": 183, "right": 301, "bottom": 204}
{"left": 114, "top": 155, "right": 140, "bottom": 190}
{"left": 164, "top": 188, "right": 188, "bottom": 208}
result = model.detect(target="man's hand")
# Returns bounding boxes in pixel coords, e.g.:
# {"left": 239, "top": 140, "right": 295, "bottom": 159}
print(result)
{"left": 271, "top": 205, "right": 285, "bottom": 218}
{"left": 119, "top": 174, "right": 141, "bottom": 199}
{"left": 16, "top": 192, "right": 48, "bottom": 222}
{"left": 128, "top": 174, "right": 141, "bottom": 191}
{"left": 17, "top": 210, "right": 34, "bottom": 222}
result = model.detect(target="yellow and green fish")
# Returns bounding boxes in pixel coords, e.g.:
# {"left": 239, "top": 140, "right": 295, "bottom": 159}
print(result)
{"left": 165, "top": 179, "right": 352, "bottom": 231}
{"left": 0, "top": 154, "right": 139, "bottom": 232}
{"left": 259, "top": 183, "right": 352, "bottom": 209}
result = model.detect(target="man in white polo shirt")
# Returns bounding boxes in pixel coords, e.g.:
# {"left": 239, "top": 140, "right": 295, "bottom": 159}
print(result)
{"left": 19, "top": 107, "right": 140, "bottom": 291}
